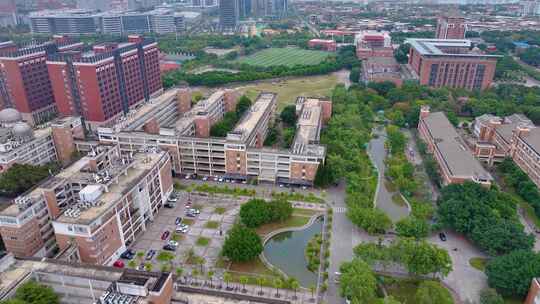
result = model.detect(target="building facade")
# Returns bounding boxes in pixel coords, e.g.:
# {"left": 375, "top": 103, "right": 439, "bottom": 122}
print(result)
{"left": 308, "top": 39, "right": 337, "bottom": 52}
{"left": 0, "top": 145, "right": 173, "bottom": 266}
{"left": 361, "top": 57, "right": 403, "bottom": 87}
{"left": 96, "top": 89, "right": 329, "bottom": 186}
{"left": 46, "top": 36, "right": 162, "bottom": 128}
{"left": 0, "top": 38, "right": 84, "bottom": 125}
{"left": 29, "top": 10, "right": 98, "bottom": 35}
{"left": 355, "top": 31, "right": 393, "bottom": 59}
{"left": 219, "top": 0, "right": 239, "bottom": 29}
{"left": 473, "top": 113, "right": 540, "bottom": 189}
{"left": 407, "top": 39, "right": 500, "bottom": 91}
{"left": 435, "top": 15, "right": 466, "bottom": 39}
{"left": 418, "top": 106, "right": 493, "bottom": 186}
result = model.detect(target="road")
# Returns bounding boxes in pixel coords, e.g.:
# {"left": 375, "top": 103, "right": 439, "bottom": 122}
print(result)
{"left": 368, "top": 127, "right": 410, "bottom": 222}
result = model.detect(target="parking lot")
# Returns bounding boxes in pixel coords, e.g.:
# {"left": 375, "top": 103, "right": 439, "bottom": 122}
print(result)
{"left": 126, "top": 191, "right": 249, "bottom": 272}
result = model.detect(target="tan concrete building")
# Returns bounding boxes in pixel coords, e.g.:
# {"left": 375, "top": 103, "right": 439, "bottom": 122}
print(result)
{"left": 0, "top": 145, "right": 173, "bottom": 265}
{"left": 96, "top": 89, "right": 330, "bottom": 186}
{"left": 418, "top": 106, "right": 493, "bottom": 186}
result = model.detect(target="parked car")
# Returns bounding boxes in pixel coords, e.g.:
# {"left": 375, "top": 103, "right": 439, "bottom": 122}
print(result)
{"left": 333, "top": 272, "right": 342, "bottom": 283}
{"left": 120, "top": 249, "right": 135, "bottom": 260}
{"left": 176, "top": 225, "right": 188, "bottom": 233}
{"left": 188, "top": 208, "right": 200, "bottom": 215}
{"left": 137, "top": 263, "right": 145, "bottom": 271}
{"left": 213, "top": 176, "right": 219, "bottom": 182}
{"left": 202, "top": 176, "right": 208, "bottom": 181}
{"left": 163, "top": 244, "right": 176, "bottom": 251}
{"left": 113, "top": 260, "right": 124, "bottom": 268}
{"left": 185, "top": 212, "right": 196, "bottom": 218}
{"left": 168, "top": 197, "right": 178, "bottom": 202}
{"left": 145, "top": 250, "right": 156, "bottom": 260}
{"left": 175, "top": 217, "right": 183, "bottom": 225}
{"left": 439, "top": 232, "right": 447, "bottom": 241}
{"left": 164, "top": 202, "right": 175, "bottom": 208}
{"left": 168, "top": 240, "right": 179, "bottom": 247}
{"left": 161, "top": 230, "right": 170, "bottom": 240}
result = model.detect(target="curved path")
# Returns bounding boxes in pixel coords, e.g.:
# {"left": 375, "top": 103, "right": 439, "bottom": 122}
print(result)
{"left": 367, "top": 127, "right": 410, "bottom": 222}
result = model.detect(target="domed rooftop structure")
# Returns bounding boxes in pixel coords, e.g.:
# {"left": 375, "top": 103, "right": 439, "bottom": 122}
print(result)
{"left": 0, "top": 108, "right": 22, "bottom": 124}
{"left": 12, "top": 122, "right": 33, "bottom": 140}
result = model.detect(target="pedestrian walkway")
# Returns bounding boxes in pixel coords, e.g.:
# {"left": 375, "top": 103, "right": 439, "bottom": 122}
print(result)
{"left": 333, "top": 207, "right": 347, "bottom": 213}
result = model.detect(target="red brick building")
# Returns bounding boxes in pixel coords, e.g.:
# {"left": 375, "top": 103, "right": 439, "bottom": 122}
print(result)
{"left": 361, "top": 57, "right": 403, "bottom": 87}
{"left": 47, "top": 36, "right": 162, "bottom": 128}
{"left": 0, "top": 38, "right": 83, "bottom": 125}
{"left": 407, "top": 39, "right": 500, "bottom": 91}
{"left": 308, "top": 39, "right": 337, "bottom": 52}
{"left": 355, "top": 31, "right": 393, "bottom": 59}
{"left": 436, "top": 15, "right": 467, "bottom": 39}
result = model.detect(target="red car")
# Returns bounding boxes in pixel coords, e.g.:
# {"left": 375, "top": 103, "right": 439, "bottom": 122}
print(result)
{"left": 161, "top": 230, "right": 170, "bottom": 240}
{"left": 113, "top": 260, "right": 125, "bottom": 268}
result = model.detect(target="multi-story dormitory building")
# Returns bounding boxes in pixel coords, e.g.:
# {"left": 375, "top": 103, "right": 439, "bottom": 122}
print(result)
{"left": 0, "top": 36, "right": 84, "bottom": 125}
{"left": 418, "top": 106, "right": 493, "bottom": 186}
{"left": 473, "top": 113, "right": 540, "bottom": 189}
{"left": 97, "top": 88, "right": 330, "bottom": 186}
{"left": 0, "top": 108, "right": 83, "bottom": 173}
{"left": 0, "top": 35, "right": 161, "bottom": 130}
{"left": 0, "top": 144, "right": 173, "bottom": 265}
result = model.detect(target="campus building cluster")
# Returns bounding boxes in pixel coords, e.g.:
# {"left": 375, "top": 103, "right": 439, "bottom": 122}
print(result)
{"left": 0, "top": 144, "right": 173, "bottom": 265}
{"left": 97, "top": 89, "right": 329, "bottom": 186}
{"left": 473, "top": 113, "right": 540, "bottom": 188}
{"left": 0, "top": 35, "right": 162, "bottom": 128}
{"left": 29, "top": 8, "right": 197, "bottom": 36}
{"left": 418, "top": 106, "right": 493, "bottom": 186}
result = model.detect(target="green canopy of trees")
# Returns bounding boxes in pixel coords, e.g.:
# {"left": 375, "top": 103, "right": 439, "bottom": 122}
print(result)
{"left": 239, "top": 198, "right": 293, "bottom": 228}
{"left": 222, "top": 224, "right": 263, "bottom": 262}
{"left": 339, "top": 258, "right": 378, "bottom": 304}
{"left": 414, "top": 281, "right": 453, "bottom": 304}
{"left": 437, "top": 182, "right": 534, "bottom": 256}
{"left": 1, "top": 281, "right": 60, "bottom": 304}
{"left": 210, "top": 95, "right": 252, "bottom": 137}
{"left": 520, "top": 47, "right": 540, "bottom": 67}
{"left": 498, "top": 158, "right": 540, "bottom": 219}
{"left": 280, "top": 105, "right": 297, "bottom": 126}
{"left": 486, "top": 250, "right": 540, "bottom": 297}
{"left": 395, "top": 216, "right": 430, "bottom": 239}
{"left": 0, "top": 163, "right": 58, "bottom": 197}
{"left": 480, "top": 288, "right": 504, "bottom": 304}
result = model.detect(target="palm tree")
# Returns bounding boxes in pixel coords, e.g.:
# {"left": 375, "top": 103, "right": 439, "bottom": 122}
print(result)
{"left": 290, "top": 278, "right": 300, "bottom": 300}
{"left": 273, "top": 278, "right": 283, "bottom": 298}
{"left": 191, "top": 269, "right": 200, "bottom": 286}
{"left": 257, "top": 277, "right": 266, "bottom": 296}
{"left": 309, "top": 284, "right": 316, "bottom": 303}
{"left": 176, "top": 268, "right": 184, "bottom": 283}
{"left": 239, "top": 276, "right": 249, "bottom": 293}
{"left": 223, "top": 272, "right": 232, "bottom": 290}
{"left": 207, "top": 270, "right": 215, "bottom": 288}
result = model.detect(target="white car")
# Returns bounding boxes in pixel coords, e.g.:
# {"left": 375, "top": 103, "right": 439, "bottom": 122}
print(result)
{"left": 168, "top": 240, "right": 179, "bottom": 247}
{"left": 213, "top": 176, "right": 219, "bottom": 181}
{"left": 202, "top": 176, "right": 208, "bottom": 181}
{"left": 189, "top": 208, "right": 200, "bottom": 214}
{"left": 176, "top": 225, "right": 188, "bottom": 233}
{"left": 218, "top": 178, "right": 223, "bottom": 182}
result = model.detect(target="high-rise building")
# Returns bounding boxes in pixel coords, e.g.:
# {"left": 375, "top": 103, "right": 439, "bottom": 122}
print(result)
{"left": 522, "top": 0, "right": 540, "bottom": 16}
{"left": 435, "top": 14, "right": 466, "bottom": 39}
{"left": 0, "top": 37, "right": 84, "bottom": 125}
{"left": 46, "top": 36, "right": 162, "bottom": 128}
{"left": 29, "top": 9, "right": 98, "bottom": 35}
{"left": 0, "top": 0, "right": 16, "bottom": 27}
{"left": 219, "top": 0, "right": 239, "bottom": 29}
{"left": 407, "top": 39, "right": 500, "bottom": 91}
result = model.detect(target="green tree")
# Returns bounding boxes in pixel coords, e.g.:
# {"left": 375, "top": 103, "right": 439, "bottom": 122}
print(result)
{"left": 339, "top": 258, "right": 377, "bottom": 304}
{"left": 273, "top": 278, "right": 283, "bottom": 297}
{"left": 485, "top": 250, "right": 540, "bottom": 297}
{"left": 268, "top": 198, "right": 293, "bottom": 222}
{"left": 280, "top": 105, "right": 297, "bottom": 126}
{"left": 236, "top": 95, "right": 252, "bottom": 117}
{"left": 0, "top": 163, "right": 58, "bottom": 197}
{"left": 480, "top": 288, "right": 504, "bottom": 304}
{"left": 0, "top": 299, "right": 27, "bottom": 304}
{"left": 349, "top": 67, "right": 360, "bottom": 83}
{"left": 239, "top": 276, "right": 249, "bottom": 292}
{"left": 395, "top": 217, "right": 430, "bottom": 239}
{"left": 347, "top": 207, "right": 392, "bottom": 234}
{"left": 223, "top": 272, "right": 232, "bottom": 289}
{"left": 222, "top": 225, "right": 263, "bottom": 262}
{"left": 414, "top": 281, "right": 453, "bottom": 304}
{"left": 14, "top": 281, "right": 59, "bottom": 304}
{"left": 290, "top": 277, "right": 300, "bottom": 299}
{"left": 239, "top": 199, "right": 271, "bottom": 228}
{"left": 394, "top": 238, "right": 452, "bottom": 277}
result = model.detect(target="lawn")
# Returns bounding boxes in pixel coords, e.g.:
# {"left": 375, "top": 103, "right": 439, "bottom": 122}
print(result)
{"left": 235, "top": 47, "right": 331, "bottom": 68}
{"left": 205, "top": 221, "right": 220, "bottom": 229}
{"left": 381, "top": 276, "right": 453, "bottom": 304}
{"left": 238, "top": 75, "right": 338, "bottom": 111}
{"left": 196, "top": 237, "right": 210, "bottom": 246}
{"left": 255, "top": 215, "right": 311, "bottom": 236}
{"left": 469, "top": 257, "right": 489, "bottom": 271}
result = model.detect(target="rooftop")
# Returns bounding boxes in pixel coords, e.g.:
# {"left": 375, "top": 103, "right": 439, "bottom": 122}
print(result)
{"left": 423, "top": 111, "right": 493, "bottom": 181}
{"left": 407, "top": 38, "right": 501, "bottom": 58}
{"left": 175, "top": 90, "right": 229, "bottom": 134}
{"left": 227, "top": 93, "right": 276, "bottom": 143}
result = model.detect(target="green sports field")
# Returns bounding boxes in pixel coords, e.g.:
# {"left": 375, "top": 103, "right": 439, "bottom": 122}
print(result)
{"left": 235, "top": 47, "right": 331, "bottom": 67}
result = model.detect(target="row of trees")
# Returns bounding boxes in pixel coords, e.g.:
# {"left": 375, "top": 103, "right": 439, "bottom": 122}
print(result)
{"left": 498, "top": 158, "right": 540, "bottom": 219}
{"left": 239, "top": 198, "right": 293, "bottom": 228}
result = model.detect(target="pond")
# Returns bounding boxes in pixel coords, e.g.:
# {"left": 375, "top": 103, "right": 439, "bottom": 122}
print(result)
{"left": 263, "top": 216, "right": 323, "bottom": 287}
